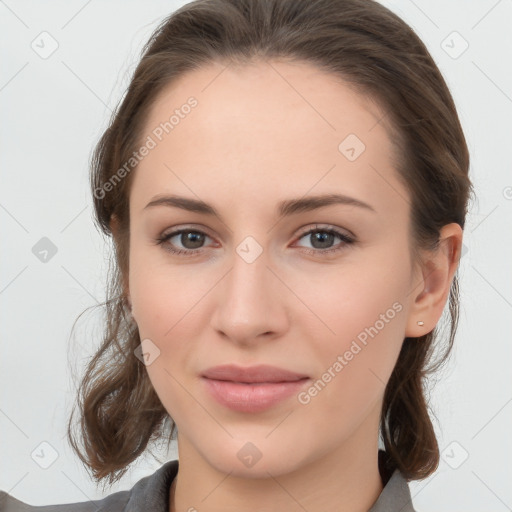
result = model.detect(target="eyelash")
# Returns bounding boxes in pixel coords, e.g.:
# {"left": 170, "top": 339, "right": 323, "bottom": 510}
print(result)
{"left": 154, "top": 224, "right": 355, "bottom": 258}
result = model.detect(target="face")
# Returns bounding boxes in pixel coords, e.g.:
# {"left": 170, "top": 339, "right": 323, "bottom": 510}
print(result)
{"left": 126, "top": 59, "right": 421, "bottom": 478}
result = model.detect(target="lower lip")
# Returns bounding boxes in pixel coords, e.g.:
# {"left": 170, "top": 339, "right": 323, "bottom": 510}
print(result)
{"left": 201, "top": 377, "right": 310, "bottom": 413}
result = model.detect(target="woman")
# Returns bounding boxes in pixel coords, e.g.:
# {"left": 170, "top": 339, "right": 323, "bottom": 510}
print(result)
{"left": 0, "top": 0, "right": 472, "bottom": 510}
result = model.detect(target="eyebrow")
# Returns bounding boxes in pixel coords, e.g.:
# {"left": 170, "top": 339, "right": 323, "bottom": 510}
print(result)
{"left": 143, "top": 193, "right": 376, "bottom": 219}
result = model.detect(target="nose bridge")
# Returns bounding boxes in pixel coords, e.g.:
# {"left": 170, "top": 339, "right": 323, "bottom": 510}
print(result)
{"left": 226, "top": 240, "right": 271, "bottom": 316}
{"left": 211, "top": 235, "right": 286, "bottom": 342}
{"left": 231, "top": 238, "right": 268, "bottom": 302}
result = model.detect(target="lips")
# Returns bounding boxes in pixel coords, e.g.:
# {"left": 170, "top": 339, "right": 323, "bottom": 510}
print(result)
{"left": 200, "top": 364, "right": 311, "bottom": 413}
{"left": 201, "top": 364, "right": 309, "bottom": 383}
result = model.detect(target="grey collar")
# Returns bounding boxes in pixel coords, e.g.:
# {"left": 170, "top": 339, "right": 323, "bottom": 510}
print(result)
{"left": 368, "top": 467, "right": 416, "bottom": 512}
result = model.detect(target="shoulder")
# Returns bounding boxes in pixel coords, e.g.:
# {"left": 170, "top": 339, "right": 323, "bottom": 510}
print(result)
{"left": 0, "top": 488, "right": 127, "bottom": 511}
{"left": 0, "top": 460, "right": 179, "bottom": 512}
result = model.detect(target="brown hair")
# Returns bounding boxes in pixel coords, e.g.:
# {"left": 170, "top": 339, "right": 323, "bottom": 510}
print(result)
{"left": 67, "top": 0, "right": 473, "bottom": 487}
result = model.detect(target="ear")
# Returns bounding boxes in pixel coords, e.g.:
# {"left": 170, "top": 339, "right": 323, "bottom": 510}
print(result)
{"left": 109, "top": 214, "right": 132, "bottom": 310}
{"left": 109, "top": 213, "right": 120, "bottom": 238}
{"left": 405, "top": 223, "right": 463, "bottom": 337}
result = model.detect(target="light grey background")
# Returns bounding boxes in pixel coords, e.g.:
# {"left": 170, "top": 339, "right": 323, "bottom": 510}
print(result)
{"left": 1, "top": 1, "right": 511, "bottom": 510}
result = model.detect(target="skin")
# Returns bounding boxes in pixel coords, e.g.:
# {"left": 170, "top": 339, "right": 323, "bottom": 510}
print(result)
{"left": 111, "top": 59, "right": 462, "bottom": 512}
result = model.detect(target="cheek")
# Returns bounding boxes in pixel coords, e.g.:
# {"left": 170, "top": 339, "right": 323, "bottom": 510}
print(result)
{"left": 294, "top": 303, "right": 406, "bottom": 446}
{"left": 128, "top": 243, "right": 209, "bottom": 337}
{"left": 294, "top": 254, "right": 409, "bottom": 413}
{"left": 127, "top": 248, "right": 214, "bottom": 401}
{"left": 289, "top": 252, "right": 409, "bottom": 348}
{"left": 128, "top": 258, "right": 203, "bottom": 421}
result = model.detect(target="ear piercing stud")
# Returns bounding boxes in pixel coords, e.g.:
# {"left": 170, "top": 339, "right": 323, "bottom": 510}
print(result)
{"left": 417, "top": 320, "right": 424, "bottom": 326}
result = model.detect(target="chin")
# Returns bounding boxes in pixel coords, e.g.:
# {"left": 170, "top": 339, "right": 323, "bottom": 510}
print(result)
{"left": 200, "top": 440, "right": 310, "bottom": 479}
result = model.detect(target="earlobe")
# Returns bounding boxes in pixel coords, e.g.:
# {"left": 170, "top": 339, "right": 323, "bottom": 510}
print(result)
{"left": 405, "top": 223, "right": 463, "bottom": 337}
{"left": 109, "top": 213, "right": 119, "bottom": 238}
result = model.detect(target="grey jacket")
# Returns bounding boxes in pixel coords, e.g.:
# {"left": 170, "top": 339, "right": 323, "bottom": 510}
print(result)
{"left": 0, "top": 451, "right": 416, "bottom": 511}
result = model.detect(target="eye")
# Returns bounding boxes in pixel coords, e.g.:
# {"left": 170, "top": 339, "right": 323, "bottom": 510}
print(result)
{"left": 154, "top": 224, "right": 355, "bottom": 257}
{"left": 294, "top": 225, "right": 355, "bottom": 256}
{"left": 154, "top": 228, "right": 214, "bottom": 256}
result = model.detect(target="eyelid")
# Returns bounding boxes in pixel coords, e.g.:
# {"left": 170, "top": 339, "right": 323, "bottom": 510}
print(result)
{"left": 159, "top": 223, "right": 216, "bottom": 240}
{"left": 295, "top": 223, "right": 355, "bottom": 240}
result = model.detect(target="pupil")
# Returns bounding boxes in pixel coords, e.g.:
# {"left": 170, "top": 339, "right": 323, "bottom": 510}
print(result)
{"left": 312, "top": 232, "right": 333, "bottom": 249}
{"left": 182, "top": 231, "right": 204, "bottom": 249}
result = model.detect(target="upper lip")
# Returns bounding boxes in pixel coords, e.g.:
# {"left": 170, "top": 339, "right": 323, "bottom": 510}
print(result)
{"left": 201, "top": 364, "right": 309, "bottom": 383}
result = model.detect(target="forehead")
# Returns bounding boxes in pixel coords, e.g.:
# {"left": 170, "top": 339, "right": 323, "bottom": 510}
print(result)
{"left": 130, "top": 59, "right": 406, "bottom": 217}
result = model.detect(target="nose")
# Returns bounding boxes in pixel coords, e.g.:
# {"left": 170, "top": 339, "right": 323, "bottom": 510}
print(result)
{"left": 210, "top": 244, "right": 289, "bottom": 347}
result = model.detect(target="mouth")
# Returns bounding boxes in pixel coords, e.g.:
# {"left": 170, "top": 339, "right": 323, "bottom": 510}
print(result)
{"left": 201, "top": 376, "right": 310, "bottom": 413}
{"left": 200, "top": 363, "right": 309, "bottom": 383}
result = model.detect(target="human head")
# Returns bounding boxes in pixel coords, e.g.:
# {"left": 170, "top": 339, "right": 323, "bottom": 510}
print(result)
{"left": 69, "top": 0, "right": 472, "bottom": 486}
